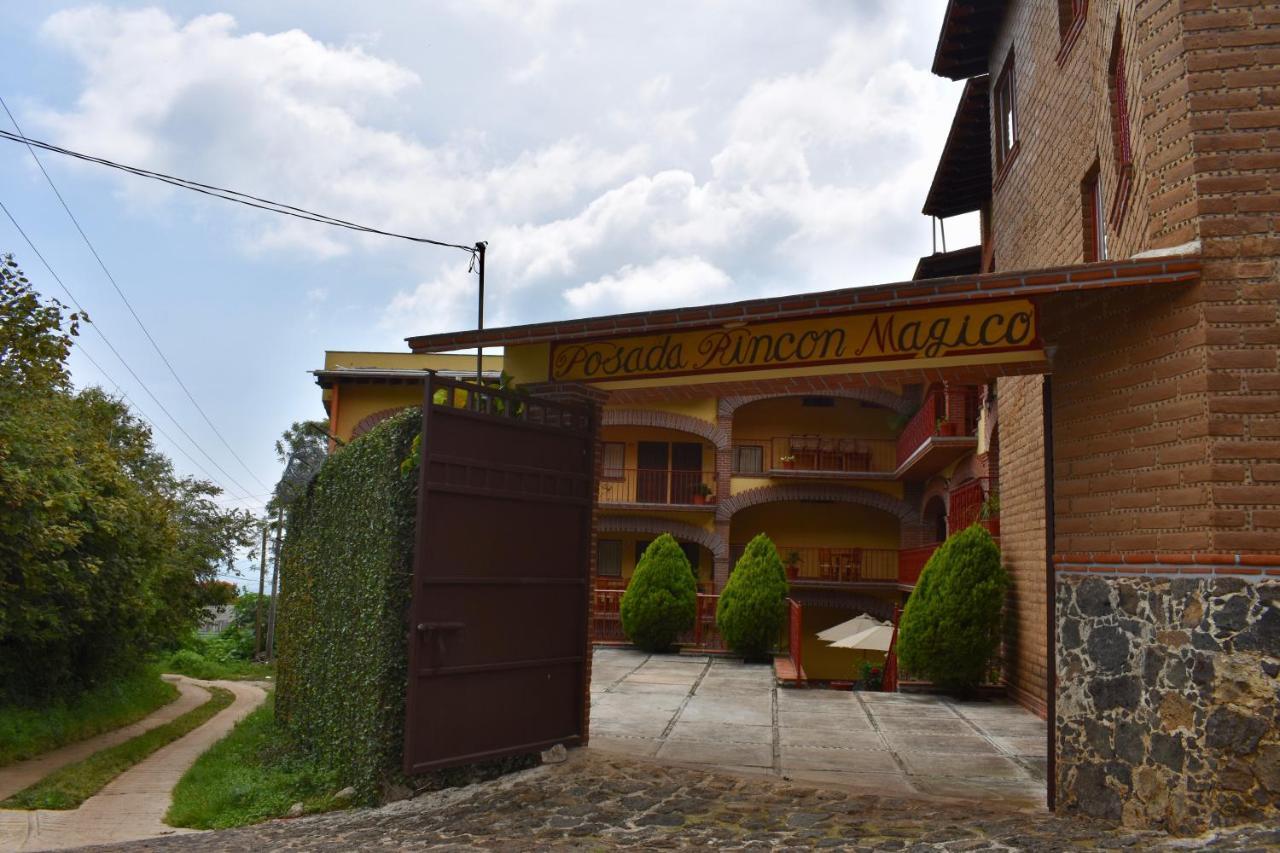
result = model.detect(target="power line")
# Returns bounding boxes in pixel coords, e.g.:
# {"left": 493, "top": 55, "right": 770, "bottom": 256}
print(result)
{"left": 0, "top": 197, "right": 265, "bottom": 506}
{"left": 1, "top": 98, "right": 273, "bottom": 494}
{"left": 70, "top": 338, "right": 264, "bottom": 507}
{"left": 0, "top": 127, "right": 478, "bottom": 253}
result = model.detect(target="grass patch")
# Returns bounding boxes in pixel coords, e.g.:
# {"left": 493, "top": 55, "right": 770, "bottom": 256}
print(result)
{"left": 0, "top": 666, "right": 178, "bottom": 768}
{"left": 3, "top": 685, "right": 235, "bottom": 810}
{"left": 160, "top": 649, "right": 275, "bottom": 681}
{"left": 167, "top": 694, "right": 345, "bottom": 830}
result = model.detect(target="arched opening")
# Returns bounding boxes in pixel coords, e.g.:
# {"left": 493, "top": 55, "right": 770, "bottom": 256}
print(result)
{"left": 923, "top": 495, "right": 948, "bottom": 544}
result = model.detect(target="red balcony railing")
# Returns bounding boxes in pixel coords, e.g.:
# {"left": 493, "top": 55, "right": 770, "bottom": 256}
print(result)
{"left": 776, "top": 546, "right": 898, "bottom": 583}
{"left": 733, "top": 436, "right": 897, "bottom": 474}
{"left": 897, "top": 545, "right": 937, "bottom": 586}
{"left": 788, "top": 598, "right": 804, "bottom": 679}
{"left": 949, "top": 476, "right": 999, "bottom": 535}
{"left": 896, "top": 391, "right": 943, "bottom": 466}
{"left": 598, "top": 469, "right": 716, "bottom": 506}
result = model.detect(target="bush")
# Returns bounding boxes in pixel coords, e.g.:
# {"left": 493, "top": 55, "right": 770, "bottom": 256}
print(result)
{"left": 896, "top": 524, "right": 1008, "bottom": 691}
{"left": 620, "top": 534, "right": 696, "bottom": 652}
{"left": 715, "top": 533, "right": 788, "bottom": 660}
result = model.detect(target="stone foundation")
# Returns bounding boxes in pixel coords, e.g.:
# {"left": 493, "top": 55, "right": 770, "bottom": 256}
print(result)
{"left": 1055, "top": 574, "right": 1279, "bottom": 833}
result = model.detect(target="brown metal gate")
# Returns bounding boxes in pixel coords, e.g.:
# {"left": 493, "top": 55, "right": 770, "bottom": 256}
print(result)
{"left": 404, "top": 375, "right": 597, "bottom": 774}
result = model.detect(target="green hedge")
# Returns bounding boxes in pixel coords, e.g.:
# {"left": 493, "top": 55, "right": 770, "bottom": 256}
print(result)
{"left": 620, "top": 534, "right": 696, "bottom": 652}
{"left": 275, "top": 410, "right": 419, "bottom": 801}
{"left": 716, "top": 533, "right": 788, "bottom": 660}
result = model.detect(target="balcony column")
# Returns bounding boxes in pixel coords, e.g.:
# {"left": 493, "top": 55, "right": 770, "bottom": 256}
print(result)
{"left": 714, "top": 397, "right": 735, "bottom": 592}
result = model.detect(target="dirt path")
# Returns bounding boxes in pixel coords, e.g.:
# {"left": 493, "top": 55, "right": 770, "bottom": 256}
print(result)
{"left": 0, "top": 677, "right": 268, "bottom": 852}
{"left": 0, "top": 678, "right": 208, "bottom": 803}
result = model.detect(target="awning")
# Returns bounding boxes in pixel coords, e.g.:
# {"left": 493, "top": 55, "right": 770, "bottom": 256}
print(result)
{"left": 922, "top": 76, "right": 991, "bottom": 219}
{"left": 932, "top": 0, "right": 1008, "bottom": 80}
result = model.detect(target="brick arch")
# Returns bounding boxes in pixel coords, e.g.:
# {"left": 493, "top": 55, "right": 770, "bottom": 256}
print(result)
{"left": 596, "top": 516, "right": 728, "bottom": 560}
{"left": 350, "top": 406, "right": 414, "bottom": 440}
{"left": 920, "top": 477, "right": 951, "bottom": 516}
{"left": 716, "top": 484, "right": 920, "bottom": 524}
{"left": 718, "top": 388, "right": 915, "bottom": 418}
{"left": 602, "top": 409, "right": 728, "bottom": 449}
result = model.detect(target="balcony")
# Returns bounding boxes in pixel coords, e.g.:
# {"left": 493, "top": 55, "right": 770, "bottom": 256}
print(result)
{"left": 598, "top": 468, "right": 717, "bottom": 509}
{"left": 778, "top": 546, "right": 899, "bottom": 585}
{"left": 733, "top": 436, "right": 897, "bottom": 479}
{"left": 592, "top": 589, "right": 725, "bottom": 651}
{"left": 897, "top": 545, "right": 937, "bottom": 587}
{"left": 895, "top": 387, "right": 980, "bottom": 480}
{"left": 948, "top": 476, "right": 1000, "bottom": 536}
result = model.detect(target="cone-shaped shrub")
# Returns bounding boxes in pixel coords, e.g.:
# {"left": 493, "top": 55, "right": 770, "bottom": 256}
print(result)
{"left": 620, "top": 534, "right": 696, "bottom": 652}
{"left": 716, "top": 533, "right": 789, "bottom": 660}
{"left": 897, "top": 524, "right": 1008, "bottom": 691}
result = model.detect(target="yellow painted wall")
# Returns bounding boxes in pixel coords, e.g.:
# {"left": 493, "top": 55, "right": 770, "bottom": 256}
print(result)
{"left": 733, "top": 396, "right": 896, "bottom": 442}
{"left": 503, "top": 343, "right": 550, "bottom": 384}
{"left": 599, "top": 508, "right": 717, "bottom": 533}
{"left": 728, "top": 502, "right": 901, "bottom": 550}
{"left": 332, "top": 384, "right": 421, "bottom": 443}
{"left": 597, "top": 533, "right": 714, "bottom": 587}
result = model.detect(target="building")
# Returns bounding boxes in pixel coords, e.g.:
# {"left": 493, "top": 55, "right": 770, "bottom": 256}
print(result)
{"left": 322, "top": 0, "right": 1277, "bottom": 833}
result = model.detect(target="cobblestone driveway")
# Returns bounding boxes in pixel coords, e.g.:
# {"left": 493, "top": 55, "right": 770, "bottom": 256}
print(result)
{"left": 590, "top": 648, "right": 1047, "bottom": 807}
{"left": 101, "top": 751, "right": 1276, "bottom": 851}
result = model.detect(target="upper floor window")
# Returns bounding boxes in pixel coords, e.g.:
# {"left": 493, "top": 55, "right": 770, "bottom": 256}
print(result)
{"left": 1081, "top": 163, "right": 1107, "bottom": 262}
{"left": 1057, "top": 0, "right": 1087, "bottom": 52}
{"left": 602, "top": 441, "right": 625, "bottom": 479}
{"left": 1108, "top": 19, "right": 1133, "bottom": 222}
{"left": 597, "top": 539, "right": 622, "bottom": 577}
{"left": 994, "top": 51, "right": 1018, "bottom": 176}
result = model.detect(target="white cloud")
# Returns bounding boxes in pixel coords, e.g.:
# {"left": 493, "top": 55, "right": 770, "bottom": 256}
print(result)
{"left": 564, "top": 256, "right": 731, "bottom": 313}
{"left": 30, "top": 3, "right": 976, "bottom": 339}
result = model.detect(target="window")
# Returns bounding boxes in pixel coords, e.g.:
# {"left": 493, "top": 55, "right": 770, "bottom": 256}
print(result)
{"left": 1057, "top": 0, "right": 1087, "bottom": 54}
{"left": 733, "top": 444, "right": 764, "bottom": 474}
{"left": 1081, "top": 163, "right": 1107, "bottom": 262}
{"left": 994, "top": 51, "right": 1018, "bottom": 176}
{"left": 597, "top": 539, "right": 622, "bottom": 577}
{"left": 1108, "top": 18, "right": 1133, "bottom": 222}
{"left": 602, "top": 441, "right": 625, "bottom": 479}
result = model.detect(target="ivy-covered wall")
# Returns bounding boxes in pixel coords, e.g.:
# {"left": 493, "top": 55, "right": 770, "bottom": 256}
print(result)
{"left": 276, "top": 410, "right": 418, "bottom": 800}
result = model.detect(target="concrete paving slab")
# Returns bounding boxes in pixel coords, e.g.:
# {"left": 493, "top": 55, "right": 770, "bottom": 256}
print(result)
{"left": 777, "top": 709, "right": 874, "bottom": 731}
{"left": 911, "top": 776, "right": 1044, "bottom": 806}
{"left": 677, "top": 698, "right": 772, "bottom": 726}
{"left": 780, "top": 746, "right": 901, "bottom": 774}
{"left": 624, "top": 672, "right": 700, "bottom": 686}
{"left": 881, "top": 734, "right": 1001, "bottom": 755}
{"left": 666, "top": 722, "right": 773, "bottom": 745}
{"left": 864, "top": 702, "right": 959, "bottom": 718}
{"left": 605, "top": 681, "right": 692, "bottom": 697}
{"left": 656, "top": 740, "right": 773, "bottom": 768}
{"left": 777, "top": 728, "right": 886, "bottom": 751}
{"left": 990, "top": 735, "right": 1049, "bottom": 756}
{"left": 869, "top": 715, "right": 975, "bottom": 735}
{"left": 897, "top": 752, "right": 1028, "bottom": 780}
{"left": 585, "top": 736, "right": 660, "bottom": 758}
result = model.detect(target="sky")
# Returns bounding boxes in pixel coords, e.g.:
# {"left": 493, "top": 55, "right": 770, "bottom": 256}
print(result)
{"left": 2, "top": 1, "right": 977, "bottom": 584}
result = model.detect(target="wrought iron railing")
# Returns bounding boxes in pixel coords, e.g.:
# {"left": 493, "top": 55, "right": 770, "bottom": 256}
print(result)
{"left": 733, "top": 436, "right": 897, "bottom": 474}
{"left": 897, "top": 545, "right": 937, "bottom": 586}
{"left": 597, "top": 469, "right": 717, "bottom": 506}
{"left": 949, "top": 476, "right": 999, "bottom": 535}
{"left": 591, "top": 589, "right": 726, "bottom": 651}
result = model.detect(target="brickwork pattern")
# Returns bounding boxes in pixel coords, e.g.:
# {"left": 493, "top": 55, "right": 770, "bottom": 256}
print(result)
{"left": 601, "top": 408, "right": 727, "bottom": 449}
{"left": 596, "top": 515, "right": 728, "bottom": 561}
{"left": 714, "top": 483, "right": 920, "bottom": 526}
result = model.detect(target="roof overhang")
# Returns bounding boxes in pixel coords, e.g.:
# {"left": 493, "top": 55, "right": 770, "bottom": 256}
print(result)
{"left": 932, "top": 0, "right": 1008, "bottom": 80}
{"left": 923, "top": 76, "right": 991, "bottom": 218}
{"left": 406, "top": 257, "right": 1201, "bottom": 354}
{"left": 313, "top": 368, "right": 500, "bottom": 389}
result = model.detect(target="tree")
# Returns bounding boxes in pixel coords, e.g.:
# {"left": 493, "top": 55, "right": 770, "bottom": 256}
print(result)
{"left": 716, "top": 533, "right": 789, "bottom": 660}
{"left": 896, "top": 524, "right": 1008, "bottom": 692}
{"left": 0, "top": 253, "right": 82, "bottom": 392}
{"left": 270, "top": 420, "right": 330, "bottom": 511}
{"left": 0, "top": 255, "right": 256, "bottom": 702}
{"left": 620, "top": 534, "right": 696, "bottom": 652}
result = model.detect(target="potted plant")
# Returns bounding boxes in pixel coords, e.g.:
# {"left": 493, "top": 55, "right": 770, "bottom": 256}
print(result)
{"left": 693, "top": 481, "right": 713, "bottom": 505}
{"left": 785, "top": 550, "right": 801, "bottom": 581}
{"left": 779, "top": 454, "right": 796, "bottom": 470}
{"left": 978, "top": 491, "right": 1000, "bottom": 535}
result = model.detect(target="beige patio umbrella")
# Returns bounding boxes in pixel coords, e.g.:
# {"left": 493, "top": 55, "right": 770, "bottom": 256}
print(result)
{"left": 827, "top": 624, "right": 895, "bottom": 652}
{"left": 816, "top": 614, "right": 889, "bottom": 644}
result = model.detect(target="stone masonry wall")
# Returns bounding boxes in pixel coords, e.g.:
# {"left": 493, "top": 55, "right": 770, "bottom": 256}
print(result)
{"left": 1056, "top": 574, "right": 1279, "bottom": 832}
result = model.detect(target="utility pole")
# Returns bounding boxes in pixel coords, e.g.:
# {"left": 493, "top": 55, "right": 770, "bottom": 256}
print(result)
{"left": 475, "top": 241, "right": 487, "bottom": 383}
{"left": 266, "top": 505, "right": 284, "bottom": 662}
{"left": 253, "top": 521, "right": 267, "bottom": 658}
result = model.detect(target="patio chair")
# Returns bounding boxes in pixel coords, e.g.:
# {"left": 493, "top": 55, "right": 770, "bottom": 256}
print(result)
{"left": 819, "top": 436, "right": 841, "bottom": 470}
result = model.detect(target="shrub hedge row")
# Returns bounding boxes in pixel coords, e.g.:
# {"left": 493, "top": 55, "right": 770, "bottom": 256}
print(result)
{"left": 276, "top": 410, "right": 419, "bottom": 800}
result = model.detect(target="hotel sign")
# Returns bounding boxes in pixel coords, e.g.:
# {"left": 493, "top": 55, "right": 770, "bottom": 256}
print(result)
{"left": 550, "top": 298, "right": 1040, "bottom": 383}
